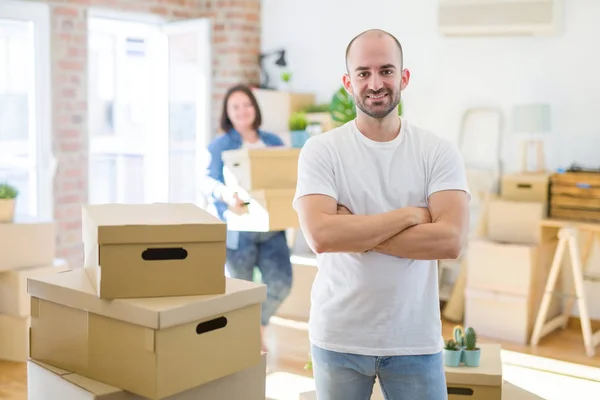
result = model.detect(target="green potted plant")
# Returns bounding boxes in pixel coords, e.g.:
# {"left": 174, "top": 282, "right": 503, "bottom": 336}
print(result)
{"left": 280, "top": 71, "right": 292, "bottom": 91}
{"left": 463, "top": 327, "right": 481, "bottom": 367}
{"left": 453, "top": 325, "right": 466, "bottom": 363}
{"left": 0, "top": 183, "right": 18, "bottom": 223}
{"left": 289, "top": 112, "right": 309, "bottom": 148}
{"left": 443, "top": 339, "right": 462, "bottom": 367}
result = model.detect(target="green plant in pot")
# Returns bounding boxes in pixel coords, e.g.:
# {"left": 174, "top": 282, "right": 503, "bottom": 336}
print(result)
{"left": 453, "top": 325, "right": 466, "bottom": 363}
{"left": 289, "top": 112, "right": 309, "bottom": 148}
{"left": 0, "top": 183, "right": 18, "bottom": 223}
{"left": 463, "top": 327, "right": 481, "bottom": 367}
{"left": 443, "top": 339, "right": 462, "bottom": 367}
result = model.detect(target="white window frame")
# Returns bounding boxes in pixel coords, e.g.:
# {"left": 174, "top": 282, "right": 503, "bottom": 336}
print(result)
{"left": 0, "top": 0, "right": 53, "bottom": 220}
{"left": 87, "top": 8, "right": 212, "bottom": 205}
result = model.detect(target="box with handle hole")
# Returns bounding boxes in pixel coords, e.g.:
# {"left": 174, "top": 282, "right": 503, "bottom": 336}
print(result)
{"left": 27, "top": 268, "right": 266, "bottom": 400}
{"left": 82, "top": 203, "right": 227, "bottom": 299}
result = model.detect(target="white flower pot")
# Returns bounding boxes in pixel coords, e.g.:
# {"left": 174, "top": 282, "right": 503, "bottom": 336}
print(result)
{"left": 0, "top": 198, "right": 16, "bottom": 223}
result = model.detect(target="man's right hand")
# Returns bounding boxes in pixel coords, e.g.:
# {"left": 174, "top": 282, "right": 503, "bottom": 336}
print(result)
{"left": 413, "top": 207, "right": 432, "bottom": 224}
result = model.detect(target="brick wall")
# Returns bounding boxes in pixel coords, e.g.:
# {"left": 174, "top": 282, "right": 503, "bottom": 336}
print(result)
{"left": 43, "top": 0, "right": 261, "bottom": 269}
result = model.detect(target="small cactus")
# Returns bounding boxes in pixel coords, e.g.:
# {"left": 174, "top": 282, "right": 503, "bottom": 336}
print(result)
{"left": 453, "top": 325, "right": 465, "bottom": 347}
{"left": 465, "top": 327, "right": 478, "bottom": 350}
{"left": 444, "top": 339, "right": 458, "bottom": 351}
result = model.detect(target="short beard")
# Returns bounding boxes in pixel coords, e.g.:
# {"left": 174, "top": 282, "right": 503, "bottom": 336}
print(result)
{"left": 355, "top": 89, "right": 400, "bottom": 119}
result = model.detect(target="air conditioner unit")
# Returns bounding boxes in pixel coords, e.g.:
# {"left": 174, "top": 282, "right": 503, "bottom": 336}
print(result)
{"left": 438, "top": 0, "right": 563, "bottom": 37}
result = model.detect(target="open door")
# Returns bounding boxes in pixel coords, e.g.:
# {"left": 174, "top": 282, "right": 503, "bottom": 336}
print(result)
{"left": 163, "top": 18, "right": 212, "bottom": 204}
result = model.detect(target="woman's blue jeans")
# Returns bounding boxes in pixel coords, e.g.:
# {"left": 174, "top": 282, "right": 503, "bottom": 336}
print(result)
{"left": 225, "top": 230, "right": 292, "bottom": 326}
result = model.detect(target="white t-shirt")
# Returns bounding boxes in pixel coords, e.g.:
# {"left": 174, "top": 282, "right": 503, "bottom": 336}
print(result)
{"left": 292, "top": 118, "right": 470, "bottom": 356}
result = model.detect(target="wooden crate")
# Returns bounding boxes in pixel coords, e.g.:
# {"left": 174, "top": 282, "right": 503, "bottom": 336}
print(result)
{"left": 549, "top": 172, "right": 600, "bottom": 222}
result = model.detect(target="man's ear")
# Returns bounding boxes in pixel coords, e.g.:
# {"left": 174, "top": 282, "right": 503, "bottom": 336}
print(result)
{"left": 342, "top": 73, "right": 353, "bottom": 95}
{"left": 401, "top": 69, "right": 410, "bottom": 90}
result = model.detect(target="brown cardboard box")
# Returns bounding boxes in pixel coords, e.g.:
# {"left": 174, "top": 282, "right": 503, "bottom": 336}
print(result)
{"left": 27, "top": 354, "right": 267, "bottom": 399}
{"left": 0, "top": 259, "right": 69, "bottom": 316}
{"left": 276, "top": 254, "right": 317, "bottom": 321}
{"left": 226, "top": 188, "right": 299, "bottom": 232}
{"left": 82, "top": 203, "right": 226, "bottom": 299}
{"left": 0, "top": 217, "right": 55, "bottom": 271}
{"left": 252, "top": 89, "right": 315, "bottom": 133}
{"left": 487, "top": 200, "right": 546, "bottom": 245}
{"left": 501, "top": 173, "right": 549, "bottom": 203}
{"left": 445, "top": 343, "right": 503, "bottom": 400}
{"left": 222, "top": 147, "right": 300, "bottom": 191}
{"left": 28, "top": 268, "right": 266, "bottom": 400}
{"left": 0, "top": 313, "right": 29, "bottom": 362}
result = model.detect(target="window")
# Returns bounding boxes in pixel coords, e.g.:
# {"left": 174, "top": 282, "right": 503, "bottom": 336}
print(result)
{"left": 87, "top": 12, "right": 211, "bottom": 206}
{"left": 0, "top": 1, "right": 52, "bottom": 219}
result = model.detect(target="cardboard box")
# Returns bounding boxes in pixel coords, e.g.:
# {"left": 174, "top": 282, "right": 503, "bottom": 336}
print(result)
{"left": 0, "top": 258, "right": 69, "bottom": 316}
{"left": 222, "top": 147, "right": 300, "bottom": 191}
{"left": 0, "top": 313, "right": 29, "bottom": 362}
{"left": 28, "top": 268, "right": 266, "bottom": 400}
{"left": 82, "top": 203, "right": 227, "bottom": 299}
{"left": 501, "top": 173, "right": 549, "bottom": 203}
{"left": 487, "top": 200, "right": 546, "bottom": 245}
{"left": 252, "top": 89, "right": 315, "bottom": 133}
{"left": 0, "top": 216, "right": 55, "bottom": 271}
{"left": 276, "top": 254, "right": 317, "bottom": 321}
{"left": 445, "top": 343, "right": 503, "bottom": 400}
{"left": 226, "top": 189, "right": 299, "bottom": 232}
{"left": 27, "top": 353, "right": 267, "bottom": 399}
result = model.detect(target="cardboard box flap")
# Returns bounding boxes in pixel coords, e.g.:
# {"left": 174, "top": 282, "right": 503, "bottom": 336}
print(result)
{"left": 27, "top": 269, "right": 266, "bottom": 329}
{"left": 222, "top": 147, "right": 300, "bottom": 161}
{"left": 445, "top": 344, "right": 503, "bottom": 387}
{"left": 29, "top": 360, "right": 126, "bottom": 398}
{"left": 82, "top": 203, "right": 226, "bottom": 245}
{"left": 31, "top": 359, "right": 71, "bottom": 376}
{"left": 63, "top": 373, "right": 127, "bottom": 397}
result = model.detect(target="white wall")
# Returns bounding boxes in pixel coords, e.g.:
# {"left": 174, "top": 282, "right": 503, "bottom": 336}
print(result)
{"left": 263, "top": 0, "right": 600, "bottom": 321}
{"left": 262, "top": 0, "right": 600, "bottom": 173}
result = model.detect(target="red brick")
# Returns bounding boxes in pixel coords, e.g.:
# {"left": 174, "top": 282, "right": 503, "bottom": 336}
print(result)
{"left": 58, "top": 60, "right": 84, "bottom": 71}
{"left": 53, "top": 7, "right": 79, "bottom": 17}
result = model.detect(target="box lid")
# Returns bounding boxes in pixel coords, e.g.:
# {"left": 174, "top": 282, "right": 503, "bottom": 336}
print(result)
{"left": 27, "top": 268, "right": 266, "bottom": 330}
{"left": 445, "top": 344, "right": 503, "bottom": 387}
{"left": 222, "top": 147, "right": 300, "bottom": 162}
{"left": 82, "top": 203, "right": 226, "bottom": 245}
{"left": 502, "top": 173, "right": 550, "bottom": 184}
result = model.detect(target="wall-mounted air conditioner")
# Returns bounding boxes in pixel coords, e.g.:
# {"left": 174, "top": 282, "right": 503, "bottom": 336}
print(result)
{"left": 438, "top": 0, "right": 563, "bottom": 37}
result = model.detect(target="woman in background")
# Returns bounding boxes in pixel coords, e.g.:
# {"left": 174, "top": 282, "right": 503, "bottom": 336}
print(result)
{"left": 201, "top": 84, "right": 293, "bottom": 352}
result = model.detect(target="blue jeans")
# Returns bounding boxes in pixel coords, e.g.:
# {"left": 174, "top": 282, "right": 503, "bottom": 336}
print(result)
{"left": 311, "top": 344, "right": 447, "bottom": 400}
{"left": 225, "top": 230, "right": 292, "bottom": 326}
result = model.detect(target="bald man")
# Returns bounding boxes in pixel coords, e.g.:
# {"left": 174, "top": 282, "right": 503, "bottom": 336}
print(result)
{"left": 293, "top": 29, "right": 471, "bottom": 399}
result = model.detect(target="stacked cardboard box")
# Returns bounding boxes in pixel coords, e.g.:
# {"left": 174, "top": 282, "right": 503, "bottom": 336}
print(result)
{"left": 465, "top": 174, "right": 562, "bottom": 344}
{"left": 0, "top": 217, "right": 67, "bottom": 362}
{"left": 222, "top": 147, "right": 301, "bottom": 232}
{"left": 27, "top": 203, "right": 268, "bottom": 399}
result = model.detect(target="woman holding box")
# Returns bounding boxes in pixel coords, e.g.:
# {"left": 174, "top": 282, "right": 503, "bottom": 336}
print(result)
{"left": 201, "top": 84, "right": 293, "bottom": 352}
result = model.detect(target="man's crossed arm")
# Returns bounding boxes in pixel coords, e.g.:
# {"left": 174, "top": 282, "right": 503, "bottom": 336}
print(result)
{"left": 295, "top": 189, "right": 469, "bottom": 260}
{"left": 294, "top": 194, "right": 431, "bottom": 254}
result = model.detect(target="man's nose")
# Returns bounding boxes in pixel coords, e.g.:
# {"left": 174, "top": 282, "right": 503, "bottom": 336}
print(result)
{"left": 368, "top": 74, "right": 383, "bottom": 91}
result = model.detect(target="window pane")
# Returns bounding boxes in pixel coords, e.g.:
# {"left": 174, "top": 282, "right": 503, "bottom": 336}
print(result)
{"left": 168, "top": 31, "right": 199, "bottom": 203}
{"left": 0, "top": 19, "right": 36, "bottom": 217}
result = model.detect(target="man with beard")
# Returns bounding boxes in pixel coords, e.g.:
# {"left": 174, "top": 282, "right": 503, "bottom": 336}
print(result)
{"left": 292, "top": 29, "right": 470, "bottom": 400}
